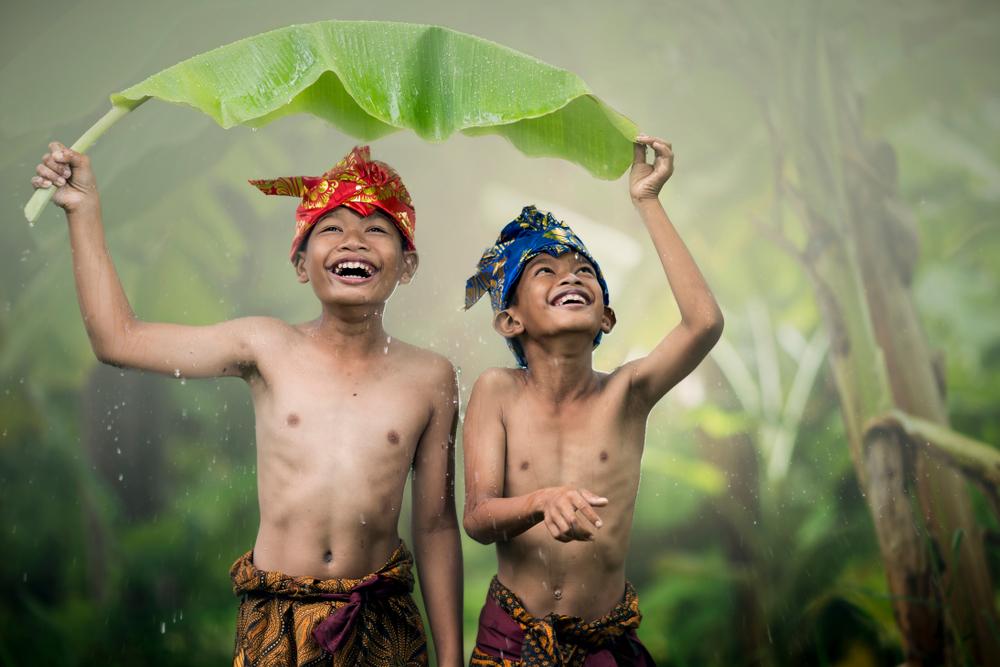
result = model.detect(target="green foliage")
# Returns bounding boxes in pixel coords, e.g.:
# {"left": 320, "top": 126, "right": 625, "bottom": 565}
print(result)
{"left": 2, "top": 1, "right": 1000, "bottom": 665}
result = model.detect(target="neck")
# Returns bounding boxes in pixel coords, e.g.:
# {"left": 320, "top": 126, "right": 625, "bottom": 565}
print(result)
{"left": 521, "top": 336, "right": 598, "bottom": 403}
{"left": 309, "top": 302, "right": 390, "bottom": 359}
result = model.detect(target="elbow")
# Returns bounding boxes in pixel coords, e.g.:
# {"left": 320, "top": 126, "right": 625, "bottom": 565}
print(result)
{"left": 462, "top": 514, "right": 495, "bottom": 545}
{"left": 88, "top": 316, "right": 139, "bottom": 367}
{"left": 705, "top": 309, "right": 725, "bottom": 344}
{"left": 91, "top": 338, "right": 123, "bottom": 366}
{"left": 687, "top": 309, "right": 725, "bottom": 350}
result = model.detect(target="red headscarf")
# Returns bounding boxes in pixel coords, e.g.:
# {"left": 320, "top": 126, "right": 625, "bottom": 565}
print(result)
{"left": 250, "top": 146, "right": 415, "bottom": 261}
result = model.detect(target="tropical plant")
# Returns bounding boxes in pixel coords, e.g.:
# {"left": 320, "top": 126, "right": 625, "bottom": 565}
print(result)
{"left": 23, "top": 20, "right": 639, "bottom": 221}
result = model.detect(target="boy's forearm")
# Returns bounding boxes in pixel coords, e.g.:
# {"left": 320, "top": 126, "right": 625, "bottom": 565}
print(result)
{"left": 65, "top": 201, "right": 139, "bottom": 362}
{"left": 413, "top": 521, "right": 463, "bottom": 666}
{"left": 463, "top": 491, "right": 543, "bottom": 544}
{"left": 635, "top": 198, "right": 723, "bottom": 333}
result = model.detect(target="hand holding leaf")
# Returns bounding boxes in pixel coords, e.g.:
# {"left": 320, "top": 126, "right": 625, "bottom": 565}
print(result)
{"left": 31, "top": 142, "right": 99, "bottom": 214}
{"left": 630, "top": 135, "right": 674, "bottom": 203}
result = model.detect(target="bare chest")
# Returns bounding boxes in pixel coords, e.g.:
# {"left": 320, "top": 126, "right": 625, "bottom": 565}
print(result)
{"left": 501, "top": 390, "right": 642, "bottom": 494}
{"left": 252, "top": 352, "right": 433, "bottom": 467}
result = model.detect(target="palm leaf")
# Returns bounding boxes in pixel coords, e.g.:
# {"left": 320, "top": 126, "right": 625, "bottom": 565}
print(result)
{"left": 24, "top": 20, "right": 637, "bottom": 221}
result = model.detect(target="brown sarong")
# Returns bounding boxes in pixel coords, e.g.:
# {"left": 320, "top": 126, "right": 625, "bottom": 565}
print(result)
{"left": 470, "top": 576, "right": 656, "bottom": 667}
{"left": 231, "top": 541, "right": 427, "bottom": 666}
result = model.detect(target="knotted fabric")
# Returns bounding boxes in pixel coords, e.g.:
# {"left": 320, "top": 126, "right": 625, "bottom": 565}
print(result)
{"left": 470, "top": 576, "right": 655, "bottom": 667}
{"left": 250, "top": 145, "right": 416, "bottom": 261}
{"left": 464, "top": 205, "right": 610, "bottom": 367}
{"left": 230, "top": 541, "right": 426, "bottom": 666}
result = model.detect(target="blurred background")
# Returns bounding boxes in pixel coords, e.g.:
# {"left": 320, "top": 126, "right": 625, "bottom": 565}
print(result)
{"left": 2, "top": 1, "right": 999, "bottom": 665}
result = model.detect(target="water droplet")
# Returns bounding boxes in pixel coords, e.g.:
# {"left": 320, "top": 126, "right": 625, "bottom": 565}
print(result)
{"left": 160, "top": 621, "right": 166, "bottom": 634}
{"left": 118, "top": 473, "right": 123, "bottom": 482}
{"left": 173, "top": 369, "right": 181, "bottom": 378}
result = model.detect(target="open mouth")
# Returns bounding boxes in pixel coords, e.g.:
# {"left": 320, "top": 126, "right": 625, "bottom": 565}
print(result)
{"left": 550, "top": 289, "right": 592, "bottom": 307}
{"left": 329, "top": 258, "right": 379, "bottom": 282}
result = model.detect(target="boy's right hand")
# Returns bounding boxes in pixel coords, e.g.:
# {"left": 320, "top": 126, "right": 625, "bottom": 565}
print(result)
{"left": 537, "top": 486, "right": 608, "bottom": 542}
{"left": 31, "top": 142, "right": 98, "bottom": 213}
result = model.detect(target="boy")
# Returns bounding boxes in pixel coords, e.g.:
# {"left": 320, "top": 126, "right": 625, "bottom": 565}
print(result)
{"left": 31, "top": 144, "right": 463, "bottom": 666}
{"left": 462, "top": 136, "right": 723, "bottom": 665}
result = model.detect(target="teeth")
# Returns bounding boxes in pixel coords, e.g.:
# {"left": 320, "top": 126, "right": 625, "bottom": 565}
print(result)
{"left": 555, "top": 293, "right": 586, "bottom": 306}
{"left": 333, "top": 260, "right": 374, "bottom": 276}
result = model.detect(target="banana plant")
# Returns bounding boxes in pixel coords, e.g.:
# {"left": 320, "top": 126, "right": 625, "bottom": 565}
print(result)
{"left": 23, "top": 20, "right": 637, "bottom": 222}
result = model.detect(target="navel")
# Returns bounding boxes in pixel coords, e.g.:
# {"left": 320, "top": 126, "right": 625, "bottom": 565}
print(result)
{"left": 519, "top": 460, "right": 530, "bottom": 471}
{"left": 286, "top": 413, "right": 300, "bottom": 427}
{"left": 387, "top": 430, "right": 400, "bottom": 445}
{"left": 323, "top": 550, "right": 333, "bottom": 564}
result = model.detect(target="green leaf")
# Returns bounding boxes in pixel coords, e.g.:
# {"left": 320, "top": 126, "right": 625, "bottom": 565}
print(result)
{"left": 114, "top": 21, "right": 636, "bottom": 170}
{"left": 27, "top": 21, "right": 636, "bottom": 222}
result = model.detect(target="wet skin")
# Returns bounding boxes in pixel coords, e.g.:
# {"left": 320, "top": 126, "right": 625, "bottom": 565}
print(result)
{"left": 463, "top": 137, "right": 725, "bottom": 621}
{"left": 35, "top": 143, "right": 464, "bottom": 664}
{"left": 468, "top": 363, "right": 645, "bottom": 617}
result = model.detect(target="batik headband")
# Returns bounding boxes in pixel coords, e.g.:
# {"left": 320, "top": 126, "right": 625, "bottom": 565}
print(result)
{"left": 465, "top": 205, "right": 610, "bottom": 367}
{"left": 250, "top": 145, "right": 415, "bottom": 262}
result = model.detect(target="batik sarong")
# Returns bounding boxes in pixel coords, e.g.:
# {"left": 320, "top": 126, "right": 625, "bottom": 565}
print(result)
{"left": 470, "top": 576, "right": 655, "bottom": 667}
{"left": 231, "top": 541, "right": 426, "bottom": 666}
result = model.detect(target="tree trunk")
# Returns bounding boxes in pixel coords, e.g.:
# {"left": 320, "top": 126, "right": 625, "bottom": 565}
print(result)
{"left": 770, "top": 30, "right": 1000, "bottom": 665}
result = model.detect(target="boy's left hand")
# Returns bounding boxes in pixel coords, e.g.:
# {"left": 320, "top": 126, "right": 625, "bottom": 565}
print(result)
{"left": 629, "top": 135, "right": 674, "bottom": 203}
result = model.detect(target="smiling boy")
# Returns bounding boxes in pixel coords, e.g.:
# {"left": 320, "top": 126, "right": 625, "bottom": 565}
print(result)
{"left": 32, "top": 144, "right": 462, "bottom": 666}
{"left": 462, "top": 136, "right": 723, "bottom": 665}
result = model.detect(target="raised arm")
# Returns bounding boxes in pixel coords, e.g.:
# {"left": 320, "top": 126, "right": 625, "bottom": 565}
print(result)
{"left": 462, "top": 370, "right": 607, "bottom": 545}
{"left": 624, "top": 136, "right": 724, "bottom": 409}
{"left": 32, "top": 142, "right": 269, "bottom": 379}
{"left": 410, "top": 358, "right": 463, "bottom": 667}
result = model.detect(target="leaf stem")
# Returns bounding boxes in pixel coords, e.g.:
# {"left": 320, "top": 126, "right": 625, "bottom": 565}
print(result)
{"left": 23, "top": 97, "right": 149, "bottom": 223}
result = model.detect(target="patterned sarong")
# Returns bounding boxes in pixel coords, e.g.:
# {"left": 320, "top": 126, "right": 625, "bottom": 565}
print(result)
{"left": 470, "top": 576, "right": 656, "bottom": 667}
{"left": 231, "top": 541, "right": 427, "bottom": 666}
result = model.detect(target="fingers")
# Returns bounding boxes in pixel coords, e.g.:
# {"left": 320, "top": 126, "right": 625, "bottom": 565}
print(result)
{"left": 37, "top": 160, "right": 67, "bottom": 187}
{"left": 547, "top": 512, "right": 574, "bottom": 542}
{"left": 636, "top": 134, "right": 673, "bottom": 157}
{"left": 44, "top": 154, "right": 72, "bottom": 181}
{"left": 580, "top": 489, "right": 609, "bottom": 507}
{"left": 576, "top": 503, "right": 603, "bottom": 529}
{"left": 633, "top": 142, "right": 647, "bottom": 166}
{"left": 46, "top": 141, "right": 88, "bottom": 168}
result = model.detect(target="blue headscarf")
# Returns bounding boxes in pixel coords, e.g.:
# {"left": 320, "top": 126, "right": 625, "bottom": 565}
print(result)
{"left": 465, "top": 206, "right": 610, "bottom": 367}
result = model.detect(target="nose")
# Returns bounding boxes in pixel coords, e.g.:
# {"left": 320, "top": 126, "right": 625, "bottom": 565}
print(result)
{"left": 558, "top": 270, "right": 582, "bottom": 286}
{"left": 338, "top": 227, "right": 369, "bottom": 251}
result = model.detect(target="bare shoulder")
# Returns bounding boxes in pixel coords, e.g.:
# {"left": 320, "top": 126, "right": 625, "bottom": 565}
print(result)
{"left": 470, "top": 366, "right": 522, "bottom": 401}
{"left": 236, "top": 316, "right": 301, "bottom": 348}
{"left": 391, "top": 340, "right": 457, "bottom": 392}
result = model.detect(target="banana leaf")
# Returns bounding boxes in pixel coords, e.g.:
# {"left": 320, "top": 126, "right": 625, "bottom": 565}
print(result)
{"left": 25, "top": 20, "right": 638, "bottom": 222}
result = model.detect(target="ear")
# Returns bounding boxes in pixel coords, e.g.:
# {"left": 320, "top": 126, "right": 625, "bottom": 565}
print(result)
{"left": 493, "top": 309, "right": 525, "bottom": 340}
{"left": 601, "top": 306, "right": 617, "bottom": 334}
{"left": 398, "top": 250, "right": 419, "bottom": 285}
{"left": 294, "top": 252, "right": 309, "bottom": 284}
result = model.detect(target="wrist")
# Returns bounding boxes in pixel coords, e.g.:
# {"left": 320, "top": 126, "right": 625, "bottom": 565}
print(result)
{"left": 65, "top": 197, "right": 102, "bottom": 221}
{"left": 631, "top": 195, "right": 663, "bottom": 209}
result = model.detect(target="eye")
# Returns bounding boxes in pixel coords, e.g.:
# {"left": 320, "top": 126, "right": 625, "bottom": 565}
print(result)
{"left": 535, "top": 266, "right": 554, "bottom": 276}
{"left": 577, "top": 265, "right": 594, "bottom": 275}
{"left": 319, "top": 225, "right": 341, "bottom": 233}
{"left": 366, "top": 226, "right": 389, "bottom": 234}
